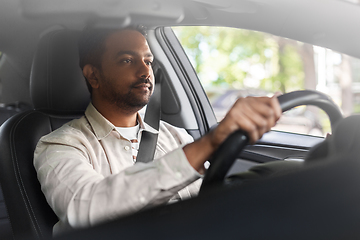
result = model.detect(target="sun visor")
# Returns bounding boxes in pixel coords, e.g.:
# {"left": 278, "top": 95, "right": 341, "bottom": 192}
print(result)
{"left": 19, "top": 0, "right": 184, "bottom": 26}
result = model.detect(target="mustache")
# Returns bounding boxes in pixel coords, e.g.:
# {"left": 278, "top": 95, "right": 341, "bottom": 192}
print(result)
{"left": 130, "top": 78, "right": 153, "bottom": 89}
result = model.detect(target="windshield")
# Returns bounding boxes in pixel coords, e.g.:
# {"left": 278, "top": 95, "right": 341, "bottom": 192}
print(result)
{"left": 173, "top": 26, "right": 360, "bottom": 137}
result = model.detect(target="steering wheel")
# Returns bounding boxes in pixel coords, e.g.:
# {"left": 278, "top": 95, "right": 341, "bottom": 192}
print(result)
{"left": 200, "top": 90, "right": 343, "bottom": 192}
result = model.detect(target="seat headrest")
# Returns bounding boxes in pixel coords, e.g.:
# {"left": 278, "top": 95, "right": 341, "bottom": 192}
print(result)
{"left": 30, "top": 29, "right": 90, "bottom": 112}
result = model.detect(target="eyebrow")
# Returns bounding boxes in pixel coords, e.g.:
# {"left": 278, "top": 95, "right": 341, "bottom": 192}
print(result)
{"left": 115, "top": 50, "right": 153, "bottom": 59}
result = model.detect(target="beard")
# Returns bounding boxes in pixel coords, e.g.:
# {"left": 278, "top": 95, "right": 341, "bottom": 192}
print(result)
{"left": 99, "top": 73, "right": 154, "bottom": 113}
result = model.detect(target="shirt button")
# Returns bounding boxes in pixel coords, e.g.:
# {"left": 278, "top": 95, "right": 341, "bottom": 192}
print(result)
{"left": 124, "top": 146, "right": 130, "bottom": 151}
{"left": 175, "top": 172, "right": 182, "bottom": 179}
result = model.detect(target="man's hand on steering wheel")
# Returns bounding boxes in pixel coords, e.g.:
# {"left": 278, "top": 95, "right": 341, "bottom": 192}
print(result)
{"left": 183, "top": 95, "right": 281, "bottom": 174}
{"left": 200, "top": 90, "right": 343, "bottom": 191}
{"left": 210, "top": 96, "right": 282, "bottom": 147}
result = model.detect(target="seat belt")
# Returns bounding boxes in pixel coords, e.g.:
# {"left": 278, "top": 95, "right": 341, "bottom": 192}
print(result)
{"left": 136, "top": 68, "right": 162, "bottom": 163}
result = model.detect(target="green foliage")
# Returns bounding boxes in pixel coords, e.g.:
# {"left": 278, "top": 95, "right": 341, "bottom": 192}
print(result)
{"left": 353, "top": 103, "right": 360, "bottom": 113}
{"left": 173, "top": 26, "right": 304, "bottom": 93}
{"left": 262, "top": 44, "right": 304, "bottom": 93}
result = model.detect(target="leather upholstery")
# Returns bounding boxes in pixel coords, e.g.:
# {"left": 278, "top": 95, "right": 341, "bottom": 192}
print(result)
{"left": 0, "top": 28, "right": 89, "bottom": 240}
{"left": 30, "top": 29, "right": 90, "bottom": 112}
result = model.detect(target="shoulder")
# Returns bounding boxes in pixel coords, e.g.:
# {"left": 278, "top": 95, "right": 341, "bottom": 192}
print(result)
{"left": 38, "top": 116, "right": 91, "bottom": 146}
{"left": 158, "top": 120, "right": 194, "bottom": 145}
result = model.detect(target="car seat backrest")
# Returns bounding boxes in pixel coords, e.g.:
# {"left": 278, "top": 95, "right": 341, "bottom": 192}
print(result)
{"left": 31, "top": 29, "right": 90, "bottom": 112}
{"left": 0, "top": 28, "right": 89, "bottom": 240}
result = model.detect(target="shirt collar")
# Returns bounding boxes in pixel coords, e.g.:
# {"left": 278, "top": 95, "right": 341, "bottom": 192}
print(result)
{"left": 136, "top": 111, "right": 158, "bottom": 135}
{"left": 85, "top": 103, "right": 158, "bottom": 140}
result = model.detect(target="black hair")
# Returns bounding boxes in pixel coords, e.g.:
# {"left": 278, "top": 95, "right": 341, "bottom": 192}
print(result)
{"left": 78, "top": 25, "right": 147, "bottom": 93}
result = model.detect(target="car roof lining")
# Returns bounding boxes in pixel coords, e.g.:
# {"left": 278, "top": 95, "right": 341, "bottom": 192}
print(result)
{"left": 2, "top": 0, "right": 360, "bottom": 57}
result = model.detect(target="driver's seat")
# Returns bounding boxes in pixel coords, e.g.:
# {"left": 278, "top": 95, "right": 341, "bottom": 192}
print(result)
{"left": 0, "top": 29, "right": 90, "bottom": 240}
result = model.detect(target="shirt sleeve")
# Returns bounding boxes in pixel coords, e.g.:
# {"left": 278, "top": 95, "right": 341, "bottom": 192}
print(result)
{"left": 34, "top": 130, "right": 201, "bottom": 232}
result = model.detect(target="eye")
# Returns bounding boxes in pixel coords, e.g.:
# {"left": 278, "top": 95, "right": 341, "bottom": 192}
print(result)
{"left": 145, "top": 61, "right": 153, "bottom": 66}
{"left": 122, "top": 59, "right": 132, "bottom": 63}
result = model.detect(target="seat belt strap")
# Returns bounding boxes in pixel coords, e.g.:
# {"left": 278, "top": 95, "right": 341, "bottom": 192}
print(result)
{"left": 136, "top": 69, "right": 162, "bottom": 163}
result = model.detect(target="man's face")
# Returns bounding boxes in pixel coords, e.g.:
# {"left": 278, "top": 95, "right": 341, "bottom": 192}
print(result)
{"left": 96, "top": 29, "right": 154, "bottom": 112}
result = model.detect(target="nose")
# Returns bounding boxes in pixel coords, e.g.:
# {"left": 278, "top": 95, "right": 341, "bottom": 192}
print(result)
{"left": 138, "top": 60, "right": 152, "bottom": 79}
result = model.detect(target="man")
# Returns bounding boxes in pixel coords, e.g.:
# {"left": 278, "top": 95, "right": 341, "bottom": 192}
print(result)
{"left": 34, "top": 26, "right": 281, "bottom": 234}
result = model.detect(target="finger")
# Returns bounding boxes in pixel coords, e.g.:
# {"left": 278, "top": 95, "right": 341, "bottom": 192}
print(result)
{"left": 273, "top": 91, "right": 283, "bottom": 97}
{"left": 215, "top": 96, "right": 282, "bottom": 146}
{"left": 244, "top": 97, "right": 276, "bottom": 118}
{"left": 230, "top": 103, "right": 271, "bottom": 143}
{"left": 247, "top": 97, "right": 280, "bottom": 126}
{"left": 240, "top": 103, "right": 270, "bottom": 132}
{"left": 220, "top": 106, "right": 259, "bottom": 144}
{"left": 241, "top": 109, "right": 271, "bottom": 141}
{"left": 233, "top": 113, "right": 259, "bottom": 144}
{"left": 270, "top": 96, "right": 282, "bottom": 121}
{"left": 240, "top": 97, "right": 278, "bottom": 129}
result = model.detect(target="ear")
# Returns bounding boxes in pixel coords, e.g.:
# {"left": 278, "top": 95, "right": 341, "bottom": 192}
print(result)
{"left": 83, "top": 64, "right": 100, "bottom": 89}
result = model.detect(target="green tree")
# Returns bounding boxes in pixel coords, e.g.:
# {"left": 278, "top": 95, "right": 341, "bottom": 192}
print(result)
{"left": 173, "top": 26, "right": 304, "bottom": 93}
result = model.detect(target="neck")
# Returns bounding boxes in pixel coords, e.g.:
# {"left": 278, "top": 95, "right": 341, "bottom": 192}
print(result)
{"left": 91, "top": 98, "right": 139, "bottom": 127}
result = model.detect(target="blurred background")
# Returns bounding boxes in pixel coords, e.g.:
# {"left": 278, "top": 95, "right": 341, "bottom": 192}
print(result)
{"left": 173, "top": 26, "right": 360, "bottom": 137}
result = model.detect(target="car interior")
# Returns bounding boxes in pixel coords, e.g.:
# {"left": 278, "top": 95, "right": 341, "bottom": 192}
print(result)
{"left": 0, "top": 27, "right": 210, "bottom": 240}
{"left": 1, "top": 0, "right": 360, "bottom": 239}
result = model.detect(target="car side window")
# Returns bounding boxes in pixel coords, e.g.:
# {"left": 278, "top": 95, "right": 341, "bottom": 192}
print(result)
{"left": 173, "top": 26, "right": 360, "bottom": 137}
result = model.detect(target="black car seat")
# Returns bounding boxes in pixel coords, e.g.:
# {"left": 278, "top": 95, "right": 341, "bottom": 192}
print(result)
{"left": 0, "top": 102, "right": 33, "bottom": 240}
{"left": 0, "top": 29, "right": 90, "bottom": 240}
{"left": 0, "top": 102, "right": 32, "bottom": 126}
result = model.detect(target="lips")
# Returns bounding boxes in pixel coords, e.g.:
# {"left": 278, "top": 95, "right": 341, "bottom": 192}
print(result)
{"left": 134, "top": 83, "right": 151, "bottom": 89}
{"left": 131, "top": 78, "right": 153, "bottom": 91}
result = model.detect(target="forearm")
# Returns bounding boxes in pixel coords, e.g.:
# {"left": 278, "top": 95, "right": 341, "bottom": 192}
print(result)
{"left": 35, "top": 144, "right": 200, "bottom": 229}
{"left": 183, "top": 133, "right": 215, "bottom": 174}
